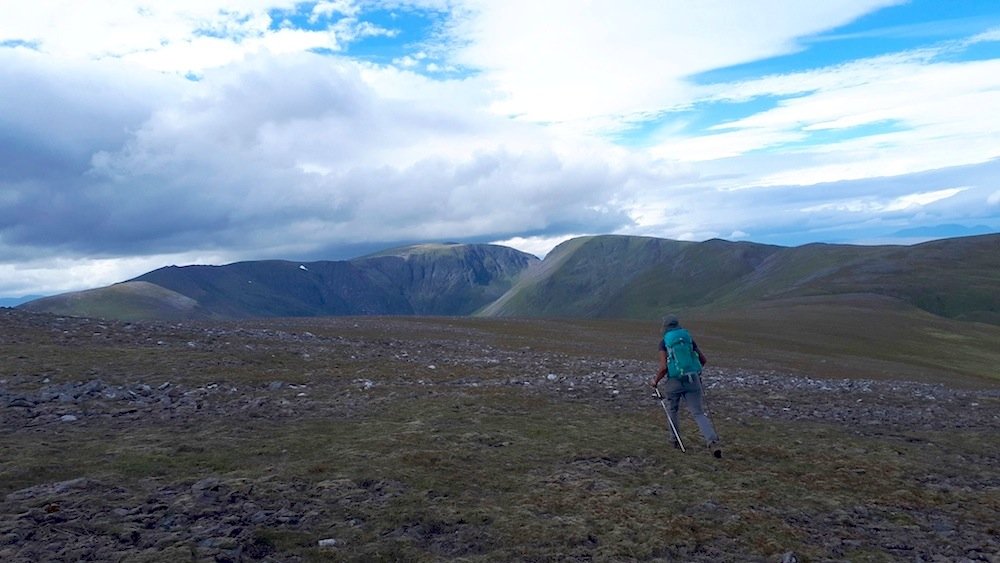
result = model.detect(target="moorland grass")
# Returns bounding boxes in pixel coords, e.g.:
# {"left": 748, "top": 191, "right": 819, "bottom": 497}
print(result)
{"left": 4, "top": 382, "right": 996, "bottom": 561}
{"left": 2, "top": 310, "right": 997, "bottom": 560}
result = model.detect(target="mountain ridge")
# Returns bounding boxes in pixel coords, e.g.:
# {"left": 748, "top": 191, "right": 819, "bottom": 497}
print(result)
{"left": 19, "top": 243, "right": 539, "bottom": 321}
{"left": 17, "top": 233, "right": 1000, "bottom": 324}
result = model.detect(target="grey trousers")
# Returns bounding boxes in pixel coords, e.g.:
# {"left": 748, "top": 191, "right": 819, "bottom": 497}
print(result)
{"left": 665, "top": 374, "right": 719, "bottom": 446}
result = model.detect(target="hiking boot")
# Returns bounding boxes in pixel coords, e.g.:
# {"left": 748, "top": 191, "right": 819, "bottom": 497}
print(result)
{"left": 709, "top": 440, "right": 722, "bottom": 459}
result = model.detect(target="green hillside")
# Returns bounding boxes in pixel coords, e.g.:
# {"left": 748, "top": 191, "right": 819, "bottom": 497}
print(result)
{"left": 482, "top": 233, "right": 1000, "bottom": 323}
{"left": 712, "top": 235, "right": 1000, "bottom": 322}
{"left": 693, "top": 294, "right": 1000, "bottom": 385}
{"left": 18, "top": 281, "right": 206, "bottom": 321}
{"left": 481, "top": 236, "right": 693, "bottom": 317}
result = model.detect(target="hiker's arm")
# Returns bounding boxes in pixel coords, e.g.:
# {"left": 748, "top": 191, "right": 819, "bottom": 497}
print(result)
{"left": 694, "top": 341, "right": 707, "bottom": 366}
{"left": 649, "top": 350, "right": 668, "bottom": 387}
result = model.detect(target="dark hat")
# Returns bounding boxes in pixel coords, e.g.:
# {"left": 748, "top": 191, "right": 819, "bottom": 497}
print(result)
{"left": 662, "top": 314, "right": 680, "bottom": 332}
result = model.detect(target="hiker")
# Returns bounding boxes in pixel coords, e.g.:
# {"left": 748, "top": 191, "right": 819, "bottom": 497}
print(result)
{"left": 649, "top": 314, "right": 722, "bottom": 457}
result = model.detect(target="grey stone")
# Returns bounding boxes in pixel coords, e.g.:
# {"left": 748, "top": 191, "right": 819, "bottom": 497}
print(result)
{"left": 192, "top": 477, "right": 221, "bottom": 496}
{"left": 80, "top": 380, "right": 105, "bottom": 395}
{"left": 7, "top": 397, "right": 33, "bottom": 408}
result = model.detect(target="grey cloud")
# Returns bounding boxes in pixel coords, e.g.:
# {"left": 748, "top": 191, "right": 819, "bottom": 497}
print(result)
{"left": 0, "top": 49, "right": 177, "bottom": 167}
{"left": 0, "top": 48, "right": 186, "bottom": 253}
{"left": 1, "top": 50, "right": 646, "bottom": 265}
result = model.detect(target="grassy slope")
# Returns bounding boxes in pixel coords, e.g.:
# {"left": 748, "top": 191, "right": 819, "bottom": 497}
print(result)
{"left": 720, "top": 235, "right": 1000, "bottom": 322}
{"left": 692, "top": 295, "right": 1000, "bottom": 385}
{"left": 483, "top": 234, "right": 1000, "bottom": 324}
{"left": 605, "top": 239, "right": 783, "bottom": 318}
{"left": 476, "top": 237, "right": 593, "bottom": 316}
{"left": 17, "top": 281, "right": 207, "bottom": 321}
{"left": 481, "top": 235, "right": 706, "bottom": 317}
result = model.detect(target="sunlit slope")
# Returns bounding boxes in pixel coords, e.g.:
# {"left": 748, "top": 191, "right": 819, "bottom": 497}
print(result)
{"left": 479, "top": 235, "right": 781, "bottom": 317}
{"left": 480, "top": 234, "right": 1000, "bottom": 323}
{"left": 478, "top": 235, "right": 784, "bottom": 318}
{"left": 17, "top": 281, "right": 206, "bottom": 321}
{"left": 693, "top": 294, "right": 1000, "bottom": 385}
{"left": 714, "top": 234, "right": 1000, "bottom": 323}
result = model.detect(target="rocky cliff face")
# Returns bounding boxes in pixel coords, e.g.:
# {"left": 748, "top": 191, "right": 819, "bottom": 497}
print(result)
{"left": 355, "top": 243, "right": 540, "bottom": 315}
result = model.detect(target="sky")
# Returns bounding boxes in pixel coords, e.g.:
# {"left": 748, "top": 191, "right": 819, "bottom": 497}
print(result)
{"left": 2, "top": 0, "right": 999, "bottom": 299}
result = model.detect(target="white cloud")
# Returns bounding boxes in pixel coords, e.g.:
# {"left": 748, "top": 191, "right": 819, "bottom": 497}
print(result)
{"left": 0, "top": 1, "right": 355, "bottom": 74}
{"left": 489, "top": 234, "right": 586, "bottom": 259}
{"left": 121, "top": 29, "right": 342, "bottom": 74}
{"left": 800, "top": 188, "right": 967, "bottom": 214}
{"left": 883, "top": 187, "right": 967, "bottom": 212}
{"left": 393, "top": 55, "right": 421, "bottom": 68}
{"left": 968, "top": 26, "right": 1000, "bottom": 43}
{"left": 651, "top": 50, "right": 1000, "bottom": 188}
{"left": 311, "top": 1, "right": 360, "bottom": 20}
{"left": 445, "top": 0, "right": 902, "bottom": 124}
{"left": 651, "top": 128, "right": 805, "bottom": 162}
{"left": 1, "top": 2, "right": 263, "bottom": 55}
{"left": 0, "top": 252, "right": 234, "bottom": 297}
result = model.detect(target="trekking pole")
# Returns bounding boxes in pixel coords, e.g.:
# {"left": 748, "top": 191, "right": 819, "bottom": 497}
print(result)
{"left": 653, "top": 386, "right": 685, "bottom": 452}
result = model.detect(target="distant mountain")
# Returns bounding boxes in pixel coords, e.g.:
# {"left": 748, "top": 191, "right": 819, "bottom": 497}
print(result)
{"left": 18, "top": 234, "right": 1000, "bottom": 324}
{"left": 18, "top": 282, "right": 204, "bottom": 321}
{"left": 478, "top": 235, "right": 782, "bottom": 318}
{"left": 480, "top": 233, "right": 1000, "bottom": 324}
{"left": 19, "top": 243, "right": 539, "bottom": 321}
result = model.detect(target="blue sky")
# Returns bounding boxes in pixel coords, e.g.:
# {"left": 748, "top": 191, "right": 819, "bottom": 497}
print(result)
{"left": 1, "top": 0, "right": 998, "bottom": 298}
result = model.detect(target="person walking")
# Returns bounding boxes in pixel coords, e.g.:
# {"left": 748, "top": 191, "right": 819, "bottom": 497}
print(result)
{"left": 649, "top": 314, "right": 722, "bottom": 458}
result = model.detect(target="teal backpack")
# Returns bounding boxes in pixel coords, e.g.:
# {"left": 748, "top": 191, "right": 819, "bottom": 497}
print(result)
{"left": 664, "top": 328, "right": 702, "bottom": 378}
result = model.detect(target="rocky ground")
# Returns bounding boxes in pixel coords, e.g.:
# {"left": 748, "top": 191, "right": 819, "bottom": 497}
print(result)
{"left": 1, "top": 308, "right": 998, "bottom": 562}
